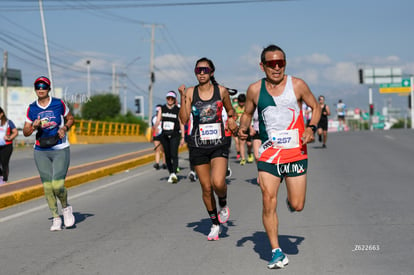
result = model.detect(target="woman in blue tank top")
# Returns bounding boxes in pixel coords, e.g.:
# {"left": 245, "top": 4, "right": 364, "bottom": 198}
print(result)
{"left": 22, "top": 76, "right": 75, "bottom": 232}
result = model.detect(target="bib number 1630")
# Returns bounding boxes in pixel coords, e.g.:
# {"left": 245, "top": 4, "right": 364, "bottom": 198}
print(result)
{"left": 199, "top": 123, "right": 221, "bottom": 140}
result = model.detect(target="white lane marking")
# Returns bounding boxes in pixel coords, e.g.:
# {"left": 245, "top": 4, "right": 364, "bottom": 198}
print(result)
{"left": 0, "top": 170, "right": 148, "bottom": 223}
{"left": 0, "top": 204, "right": 48, "bottom": 223}
{"left": 384, "top": 135, "right": 395, "bottom": 140}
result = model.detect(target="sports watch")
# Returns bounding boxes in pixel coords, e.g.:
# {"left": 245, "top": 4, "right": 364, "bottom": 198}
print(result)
{"left": 308, "top": 125, "right": 317, "bottom": 133}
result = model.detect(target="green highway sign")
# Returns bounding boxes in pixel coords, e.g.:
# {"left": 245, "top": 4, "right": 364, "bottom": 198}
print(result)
{"left": 379, "top": 78, "right": 410, "bottom": 88}
{"left": 379, "top": 78, "right": 411, "bottom": 93}
{"left": 401, "top": 78, "right": 411, "bottom": 87}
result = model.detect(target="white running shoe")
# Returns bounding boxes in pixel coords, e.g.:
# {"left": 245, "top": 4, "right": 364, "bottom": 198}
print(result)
{"left": 188, "top": 171, "right": 197, "bottom": 182}
{"left": 168, "top": 173, "right": 178, "bottom": 183}
{"left": 207, "top": 224, "right": 220, "bottom": 241}
{"left": 50, "top": 217, "right": 62, "bottom": 231}
{"left": 267, "top": 248, "right": 289, "bottom": 269}
{"left": 226, "top": 167, "right": 232, "bottom": 179}
{"left": 63, "top": 205, "right": 75, "bottom": 228}
{"left": 218, "top": 206, "right": 230, "bottom": 224}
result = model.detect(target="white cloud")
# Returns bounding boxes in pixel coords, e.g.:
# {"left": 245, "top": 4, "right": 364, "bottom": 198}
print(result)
{"left": 295, "top": 69, "right": 320, "bottom": 85}
{"left": 322, "top": 62, "right": 358, "bottom": 84}
{"left": 240, "top": 45, "right": 262, "bottom": 67}
{"left": 303, "top": 53, "right": 332, "bottom": 65}
{"left": 153, "top": 54, "right": 196, "bottom": 85}
{"left": 290, "top": 53, "right": 332, "bottom": 67}
{"left": 154, "top": 54, "right": 195, "bottom": 69}
{"left": 402, "top": 62, "right": 414, "bottom": 75}
{"left": 369, "top": 55, "right": 401, "bottom": 65}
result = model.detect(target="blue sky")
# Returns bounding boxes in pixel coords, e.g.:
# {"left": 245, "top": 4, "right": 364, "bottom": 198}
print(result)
{"left": 1, "top": 0, "right": 413, "bottom": 117}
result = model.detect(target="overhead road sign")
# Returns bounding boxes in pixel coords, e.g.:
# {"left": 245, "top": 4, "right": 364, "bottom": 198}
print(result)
{"left": 379, "top": 78, "right": 411, "bottom": 94}
{"left": 363, "top": 67, "right": 402, "bottom": 85}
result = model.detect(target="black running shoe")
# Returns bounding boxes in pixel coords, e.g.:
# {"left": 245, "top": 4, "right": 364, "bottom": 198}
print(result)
{"left": 226, "top": 167, "right": 232, "bottom": 178}
{"left": 188, "top": 171, "right": 197, "bottom": 182}
{"left": 286, "top": 198, "right": 295, "bottom": 212}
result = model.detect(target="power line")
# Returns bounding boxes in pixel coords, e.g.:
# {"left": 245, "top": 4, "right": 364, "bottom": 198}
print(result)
{"left": 60, "top": 0, "right": 150, "bottom": 25}
{"left": 1, "top": 0, "right": 293, "bottom": 12}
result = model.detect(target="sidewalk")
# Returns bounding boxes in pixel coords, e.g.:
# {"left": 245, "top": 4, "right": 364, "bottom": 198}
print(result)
{"left": 0, "top": 146, "right": 162, "bottom": 209}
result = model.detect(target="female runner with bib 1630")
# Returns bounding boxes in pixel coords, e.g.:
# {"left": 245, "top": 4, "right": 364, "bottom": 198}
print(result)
{"left": 178, "top": 57, "right": 238, "bottom": 241}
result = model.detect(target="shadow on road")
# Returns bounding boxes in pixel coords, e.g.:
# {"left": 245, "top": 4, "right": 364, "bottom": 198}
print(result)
{"left": 47, "top": 212, "right": 94, "bottom": 230}
{"left": 236, "top": 232, "right": 305, "bottom": 260}
{"left": 246, "top": 177, "right": 259, "bottom": 186}
{"left": 187, "top": 218, "right": 235, "bottom": 239}
{"left": 73, "top": 212, "right": 95, "bottom": 224}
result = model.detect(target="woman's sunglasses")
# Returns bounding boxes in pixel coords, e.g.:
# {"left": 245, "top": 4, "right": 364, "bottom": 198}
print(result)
{"left": 34, "top": 83, "right": 50, "bottom": 90}
{"left": 194, "top": 67, "right": 212, "bottom": 74}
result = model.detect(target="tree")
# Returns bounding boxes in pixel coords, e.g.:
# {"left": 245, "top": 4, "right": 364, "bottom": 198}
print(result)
{"left": 112, "top": 111, "right": 148, "bottom": 134}
{"left": 81, "top": 93, "right": 121, "bottom": 120}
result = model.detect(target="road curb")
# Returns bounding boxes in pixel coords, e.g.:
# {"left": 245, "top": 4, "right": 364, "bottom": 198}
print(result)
{"left": 0, "top": 146, "right": 188, "bottom": 209}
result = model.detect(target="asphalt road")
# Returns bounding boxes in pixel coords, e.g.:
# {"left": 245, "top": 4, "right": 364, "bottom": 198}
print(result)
{"left": 6, "top": 142, "right": 153, "bottom": 182}
{"left": 0, "top": 130, "right": 413, "bottom": 274}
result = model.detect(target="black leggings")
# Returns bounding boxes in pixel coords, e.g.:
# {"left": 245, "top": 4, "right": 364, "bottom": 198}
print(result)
{"left": 160, "top": 134, "right": 180, "bottom": 174}
{"left": 0, "top": 144, "right": 13, "bottom": 181}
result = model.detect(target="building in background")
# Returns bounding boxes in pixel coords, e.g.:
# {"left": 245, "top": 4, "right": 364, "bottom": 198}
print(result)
{"left": 0, "top": 86, "right": 62, "bottom": 129}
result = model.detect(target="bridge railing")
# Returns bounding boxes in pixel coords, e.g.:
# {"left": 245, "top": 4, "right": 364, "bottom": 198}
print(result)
{"left": 68, "top": 119, "right": 147, "bottom": 144}
{"left": 13, "top": 120, "right": 146, "bottom": 147}
{"left": 73, "top": 119, "right": 140, "bottom": 136}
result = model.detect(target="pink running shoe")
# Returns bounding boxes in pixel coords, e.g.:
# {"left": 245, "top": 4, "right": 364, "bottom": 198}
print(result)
{"left": 207, "top": 224, "right": 220, "bottom": 241}
{"left": 218, "top": 206, "right": 230, "bottom": 224}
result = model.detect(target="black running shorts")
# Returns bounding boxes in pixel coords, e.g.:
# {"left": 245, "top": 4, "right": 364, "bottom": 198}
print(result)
{"left": 189, "top": 145, "right": 229, "bottom": 166}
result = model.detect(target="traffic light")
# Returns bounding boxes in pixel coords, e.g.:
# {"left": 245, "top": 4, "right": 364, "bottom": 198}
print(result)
{"left": 369, "top": 104, "right": 374, "bottom": 115}
{"left": 135, "top": 98, "right": 141, "bottom": 114}
{"left": 358, "top": 69, "right": 364, "bottom": 84}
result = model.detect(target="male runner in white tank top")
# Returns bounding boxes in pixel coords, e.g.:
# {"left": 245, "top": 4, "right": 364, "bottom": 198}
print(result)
{"left": 238, "top": 44, "right": 321, "bottom": 269}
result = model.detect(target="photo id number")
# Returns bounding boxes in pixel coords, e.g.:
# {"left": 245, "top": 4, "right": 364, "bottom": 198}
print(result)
{"left": 352, "top": 244, "right": 380, "bottom": 252}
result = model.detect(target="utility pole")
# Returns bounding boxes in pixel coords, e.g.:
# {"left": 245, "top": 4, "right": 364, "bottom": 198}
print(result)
{"left": 2, "top": 51, "right": 7, "bottom": 113}
{"left": 39, "top": 0, "right": 53, "bottom": 92}
{"left": 144, "top": 24, "right": 163, "bottom": 126}
{"left": 112, "top": 64, "right": 116, "bottom": 94}
{"left": 123, "top": 82, "right": 127, "bottom": 115}
{"left": 86, "top": 60, "right": 91, "bottom": 98}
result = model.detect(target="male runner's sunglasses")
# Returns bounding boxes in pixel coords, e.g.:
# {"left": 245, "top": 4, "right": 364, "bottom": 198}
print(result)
{"left": 263, "top": 59, "right": 286, "bottom": 69}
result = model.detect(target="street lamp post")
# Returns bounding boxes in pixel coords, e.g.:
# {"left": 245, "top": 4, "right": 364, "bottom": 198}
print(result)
{"left": 39, "top": 0, "right": 53, "bottom": 93}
